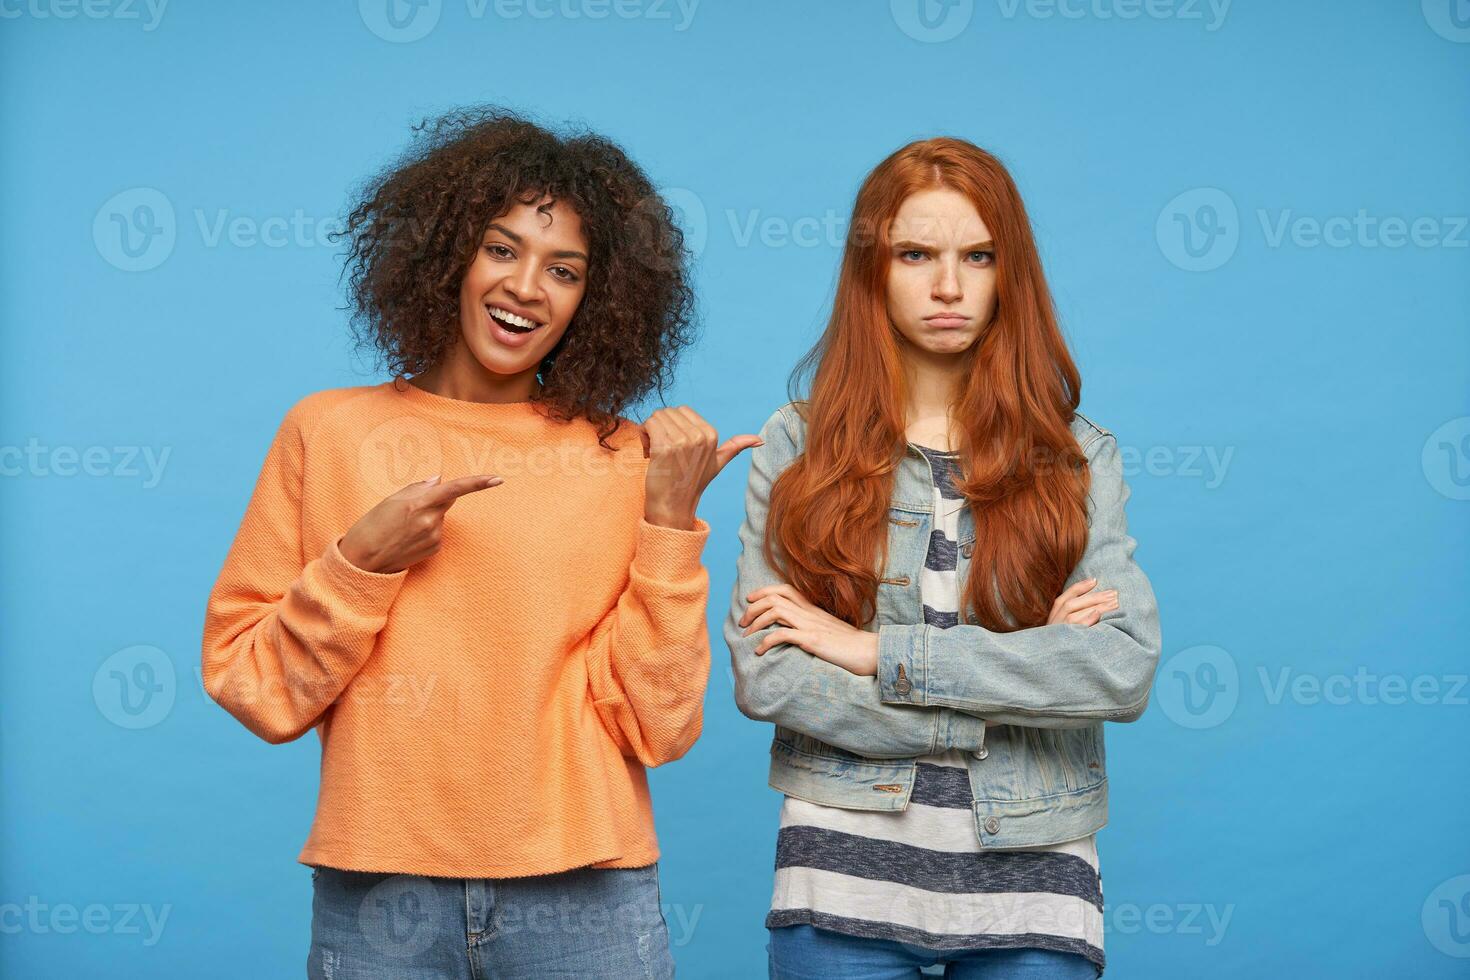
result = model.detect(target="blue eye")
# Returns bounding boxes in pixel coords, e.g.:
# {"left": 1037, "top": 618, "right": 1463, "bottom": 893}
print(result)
{"left": 901, "top": 249, "right": 926, "bottom": 261}
{"left": 969, "top": 250, "right": 995, "bottom": 264}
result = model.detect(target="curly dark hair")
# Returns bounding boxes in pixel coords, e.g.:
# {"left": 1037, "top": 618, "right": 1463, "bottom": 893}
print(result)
{"left": 334, "top": 104, "right": 698, "bottom": 446}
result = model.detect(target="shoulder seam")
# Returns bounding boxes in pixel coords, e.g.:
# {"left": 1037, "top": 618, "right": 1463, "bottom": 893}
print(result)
{"left": 290, "top": 385, "right": 387, "bottom": 447}
{"left": 1073, "top": 410, "right": 1113, "bottom": 454}
{"left": 774, "top": 401, "right": 803, "bottom": 444}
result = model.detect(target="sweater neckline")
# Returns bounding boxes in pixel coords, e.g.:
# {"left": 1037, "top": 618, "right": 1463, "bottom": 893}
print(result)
{"left": 386, "top": 377, "right": 549, "bottom": 424}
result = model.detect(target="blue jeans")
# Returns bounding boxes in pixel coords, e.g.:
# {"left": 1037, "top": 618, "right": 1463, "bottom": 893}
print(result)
{"left": 307, "top": 862, "right": 674, "bottom": 979}
{"left": 768, "top": 924, "right": 1100, "bottom": 979}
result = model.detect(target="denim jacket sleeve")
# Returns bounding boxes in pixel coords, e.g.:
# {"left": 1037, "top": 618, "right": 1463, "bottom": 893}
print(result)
{"left": 875, "top": 430, "right": 1162, "bottom": 727}
{"left": 725, "top": 405, "right": 988, "bottom": 759}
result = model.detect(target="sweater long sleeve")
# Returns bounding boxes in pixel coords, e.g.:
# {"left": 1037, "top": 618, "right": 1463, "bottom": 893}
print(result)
{"left": 582, "top": 517, "right": 712, "bottom": 768}
{"left": 202, "top": 402, "right": 409, "bottom": 745}
{"left": 201, "top": 382, "right": 712, "bottom": 878}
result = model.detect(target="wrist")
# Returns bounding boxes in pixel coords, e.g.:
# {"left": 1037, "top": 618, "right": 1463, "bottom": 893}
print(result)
{"left": 643, "top": 505, "right": 697, "bottom": 530}
{"left": 337, "top": 535, "right": 381, "bottom": 574}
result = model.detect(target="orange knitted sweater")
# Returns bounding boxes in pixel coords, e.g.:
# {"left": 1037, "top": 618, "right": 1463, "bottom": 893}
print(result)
{"left": 201, "top": 381, "right": 712, "bottom": 878}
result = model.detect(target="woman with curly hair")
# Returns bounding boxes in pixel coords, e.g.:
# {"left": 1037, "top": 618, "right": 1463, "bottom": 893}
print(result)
{"left": 202, "top": 106, "right": 758, "bottom": 979}
{"left": 727, "top": 137, "right": 1162, "bottom": 978}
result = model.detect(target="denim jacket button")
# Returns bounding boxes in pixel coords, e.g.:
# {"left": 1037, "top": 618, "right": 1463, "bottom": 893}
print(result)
{"left": 961, "top": 541, "right": 974, "bottom": 559}
{"left": 973, "top": 747, "right": 988, "bottom": 761}
{"left": 983, "top": 816, "right": 1000, "bottom": 835}
{"left": 895, "top": 678, "right": 912, "bottom": 696}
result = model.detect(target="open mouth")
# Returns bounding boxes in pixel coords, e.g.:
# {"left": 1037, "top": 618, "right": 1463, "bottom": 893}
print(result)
{"left": 486, "top": 304, "right": 544, "bottom": 335}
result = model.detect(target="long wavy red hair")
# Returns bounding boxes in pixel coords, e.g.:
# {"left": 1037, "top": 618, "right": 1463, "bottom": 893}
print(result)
{"left": 766, "top": 137, "right": 1090, "bottom": 632}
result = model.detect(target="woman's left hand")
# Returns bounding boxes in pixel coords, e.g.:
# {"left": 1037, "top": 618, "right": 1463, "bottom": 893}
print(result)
{"left": 642, "top": 406, "right": 763, "bottom": 530}
{"left": 741, "top": 583, "right": 879, "bottom": 676}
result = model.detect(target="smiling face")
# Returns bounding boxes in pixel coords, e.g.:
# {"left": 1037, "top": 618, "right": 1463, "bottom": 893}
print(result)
{"left": 456, "top": 195, "right": 589, "bottom": 384}
{"left": 884, "top": 187, "right": 997, "bottom": 359}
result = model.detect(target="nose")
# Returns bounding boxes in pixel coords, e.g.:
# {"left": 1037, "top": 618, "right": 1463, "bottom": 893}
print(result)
{"left": 503, "top": 261, "right": 539, "bottom": 304}
{"left": 932, "top": 257, "right": 962, "bottom": 304}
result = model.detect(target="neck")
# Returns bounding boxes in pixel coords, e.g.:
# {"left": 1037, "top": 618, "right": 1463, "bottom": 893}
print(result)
{"left": 899, "top": 339, "right": 968, "bottom": 430}
{"left": 410, "top": 342, "right": 541, "bottom": 404}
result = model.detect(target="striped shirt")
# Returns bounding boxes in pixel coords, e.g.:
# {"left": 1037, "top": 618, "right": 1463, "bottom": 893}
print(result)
{"left": 766, "top": 444, "right": 1106, "bottom": 974}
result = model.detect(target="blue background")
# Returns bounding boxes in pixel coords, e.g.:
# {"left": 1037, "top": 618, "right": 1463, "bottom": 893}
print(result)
{"left": 3, "top": 1, "right": 1468, "bottom": 976}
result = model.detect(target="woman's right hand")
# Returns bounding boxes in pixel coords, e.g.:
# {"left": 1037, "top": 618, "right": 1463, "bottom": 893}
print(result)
{"left": 1047, "top": 577, "right": 1118, "bottom": 627}
{"left": 337, "top": 474, "right": 504, "bottom": 574}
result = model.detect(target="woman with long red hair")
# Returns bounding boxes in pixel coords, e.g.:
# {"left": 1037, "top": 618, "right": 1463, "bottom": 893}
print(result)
{"left": 726, "top": 137, "right": 1162, "bottom": 977}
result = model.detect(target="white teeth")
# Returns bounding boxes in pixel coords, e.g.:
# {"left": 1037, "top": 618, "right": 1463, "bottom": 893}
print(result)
{"left": 487, "top": 305, "right": 540, "bottom": 330}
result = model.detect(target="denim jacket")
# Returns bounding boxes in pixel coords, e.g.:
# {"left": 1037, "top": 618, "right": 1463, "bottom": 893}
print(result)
{"left": 724, "top": 402, "right": 1162, "bottom": 849}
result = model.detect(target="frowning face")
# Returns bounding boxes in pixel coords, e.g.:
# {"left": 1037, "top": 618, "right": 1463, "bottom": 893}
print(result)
{"left": 884, "top": 187, "right": 998, "bottom": 359}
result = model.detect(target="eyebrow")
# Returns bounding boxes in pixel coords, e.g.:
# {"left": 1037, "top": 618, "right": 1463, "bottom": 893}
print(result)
{"left": 892, "top": 239, "right": 995, "bottom": 251}
{"left": 485, "top": 223, "right": 589, "bottom": 262}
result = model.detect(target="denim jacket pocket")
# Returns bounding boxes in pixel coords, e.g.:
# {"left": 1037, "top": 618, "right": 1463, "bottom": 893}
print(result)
{"left": 770, "top": 725, "right": 917, "bottom": 811}
{"left": 1015, "top": 726, "right": 1106, "bottom": 795}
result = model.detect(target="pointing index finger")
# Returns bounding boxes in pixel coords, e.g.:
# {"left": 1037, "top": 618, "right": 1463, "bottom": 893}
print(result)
{"left": 421, "top": 474, "right": 504, "bottom": 507}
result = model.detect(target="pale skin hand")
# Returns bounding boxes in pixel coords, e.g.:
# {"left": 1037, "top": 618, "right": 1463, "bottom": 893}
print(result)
{"left": 1047, "top": 577, "right": 1118, "bottom": 627}
{"left": 741, "top": 579, "right": 1120, "bottom": 677}
{"left": 641, "top": 405, "right": 763, "bottom": 530}
{"left": 742, "top": 583, "right": 881, "bottom": 675}
{"left": 338, "top": 474, "right": 505, "bottom": 574}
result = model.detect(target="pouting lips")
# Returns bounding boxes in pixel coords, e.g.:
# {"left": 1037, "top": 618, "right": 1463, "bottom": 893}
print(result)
{"left": 487, "top": 305, "right": 543, "bottom": 334}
